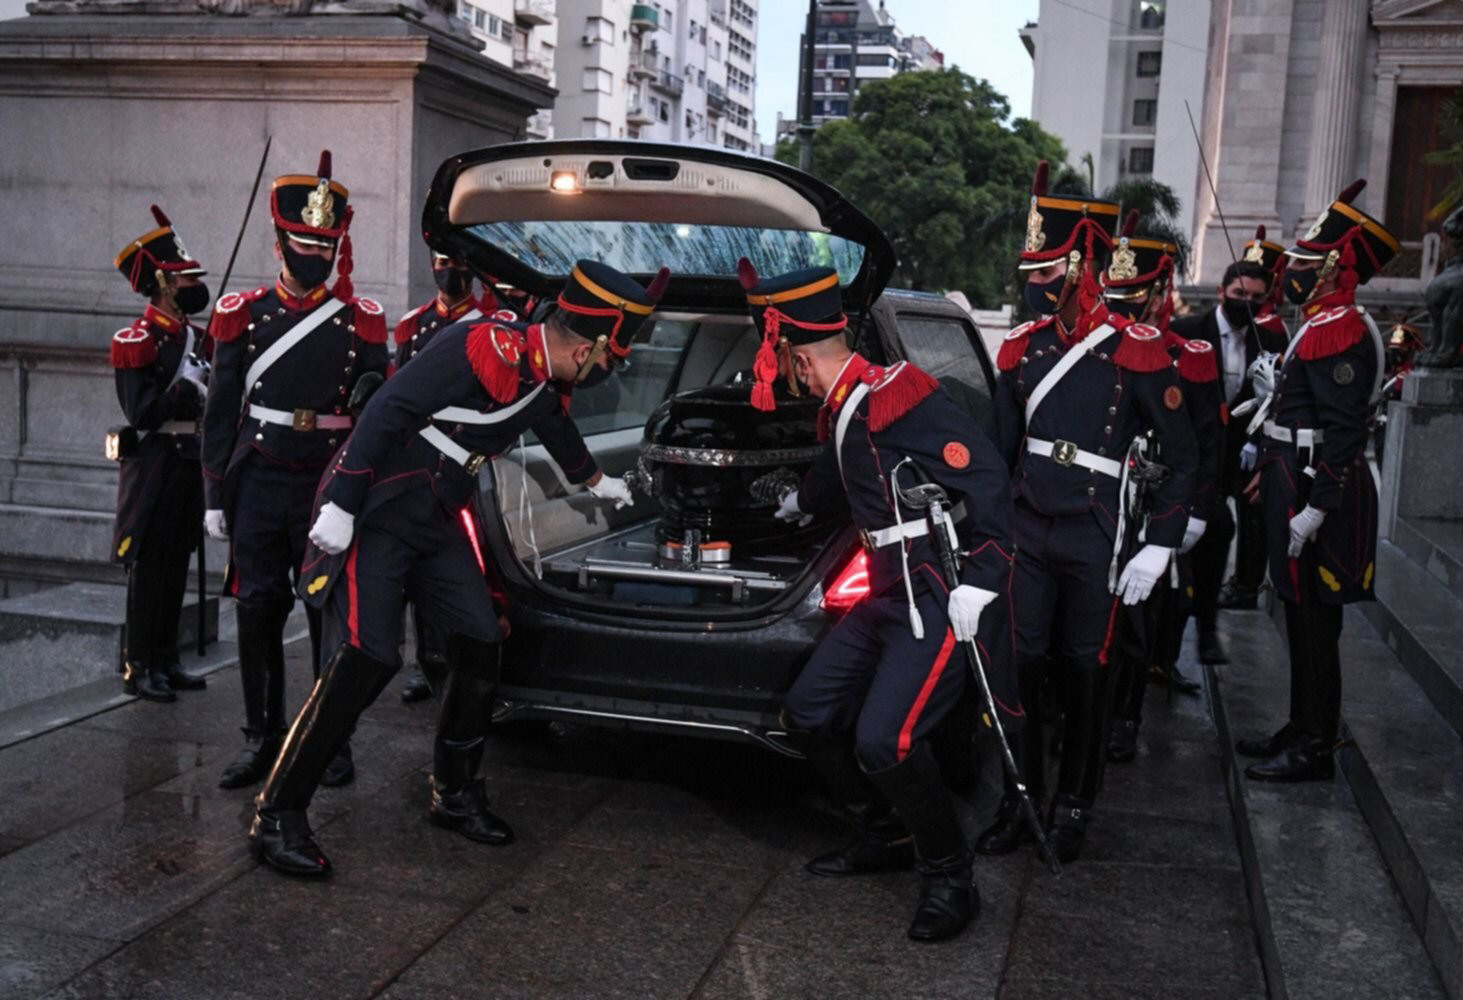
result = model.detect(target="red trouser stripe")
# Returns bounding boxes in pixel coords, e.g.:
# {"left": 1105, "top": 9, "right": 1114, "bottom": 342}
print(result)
{"left": 345, "top": 545, "right": 361, "bottom": 648}
{"left": 898, "top": 628, "right": 958, "bottom": 761}
{"left": 1097, "top": 596, "right": 1121, "bottom": 666}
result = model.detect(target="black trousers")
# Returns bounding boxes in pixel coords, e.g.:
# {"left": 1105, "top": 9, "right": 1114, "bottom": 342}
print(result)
{"left": 1284, "top": 597, "right": 1344, "bottom": 747}
{"left": 125, "top": 458, "right": 202, "bottom": 668}
{"left": 230, "top": 456, "right": 320, "bottom": 604}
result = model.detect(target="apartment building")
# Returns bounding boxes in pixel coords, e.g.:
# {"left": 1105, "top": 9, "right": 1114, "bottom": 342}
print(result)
{"left": 458, "top": 0, "right": 560, "bottom": 137}
{"left": 807, "top": 0, "right": 943, "bottom": 126}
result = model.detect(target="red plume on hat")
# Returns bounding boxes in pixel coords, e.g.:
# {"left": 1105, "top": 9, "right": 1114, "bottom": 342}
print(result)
{"left": 1337, "top": 179, "right": 1365, "bottom": 204}
{"left": 151, "top": 205, "right": 171, "bottom": 228}
{"left": 738, "top": 257, "right": 760, "bottom": 292}
{"left": 1120, "top": 210, "right": 1139, "bottom": 239}
{"left": 1254, "top": 224, "right": 1266, "bottom": 241}
{"left": 1032, "top": 160, "right": 1049, "bottom": 197}
{"left": 646, "top": 266, "right": 670, "bottom": 302}
{"left": 317, "top": 150, "right": 332, "bottom": 180}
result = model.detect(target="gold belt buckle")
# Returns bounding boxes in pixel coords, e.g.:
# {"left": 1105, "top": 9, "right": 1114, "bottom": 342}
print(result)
{"left": 1052, "top": 439, "right": 1078, "bottom": 467}
{"left": 292, "top": 408, "right": 317, "bottom": 432}
{"left": 859, "top": 528, "right": 876, "bottom": 551}
{"left": 464, "top": 453, "right": 487, "bottom": 475}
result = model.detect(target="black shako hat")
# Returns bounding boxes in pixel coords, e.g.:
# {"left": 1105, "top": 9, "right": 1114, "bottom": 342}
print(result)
{"left": 114, "top": 205, "right": 206, "bottom": 296}
{"left": 1104, "top": 211, "right": 1177, "bottom": 301}
{"left": 1286, "top": 179, "right": 1400, "bottom": 286}
{"left": 1241, "top": 224, "right": 1286, "bottom": 275}
{"left": 1018, "top": 160, "right": 1121, "bottom": 271}
{"left": 555, "top": 259, "right": 669, "bottom": 361}
{"left": 271, "top": 150, "right": 349, "bottom": 248}
{"left": 738, "top": 259, "right": 848, "bottom": 412}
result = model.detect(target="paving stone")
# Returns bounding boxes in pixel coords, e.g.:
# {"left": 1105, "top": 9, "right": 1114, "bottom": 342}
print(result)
{"left": 1000, "top": 978, "right": 1265, "bottom": 1000}
{"left": 388, "top": 843, "right": 772, "bottom": 1000}
{"left": 0, "top": 923, "right": 119, "bottom": 1000}
{"left": 1079, "top": 805, "right": 1241, "bottom": 869}
{"left": 1021, "top": 860, "right": 1250, "bottom": 930}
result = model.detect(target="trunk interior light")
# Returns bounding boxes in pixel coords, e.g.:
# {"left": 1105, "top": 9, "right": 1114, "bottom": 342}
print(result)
{"left": 549, "top": 170, "right": 580, "bottom": 194}
{"left": 821, "top": 549, "right": 871, "bottom": 613}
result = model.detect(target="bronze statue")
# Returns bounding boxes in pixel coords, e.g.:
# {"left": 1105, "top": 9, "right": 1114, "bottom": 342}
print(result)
{"left": 1419, "top": 207, "right": 1463, "bottom": 368}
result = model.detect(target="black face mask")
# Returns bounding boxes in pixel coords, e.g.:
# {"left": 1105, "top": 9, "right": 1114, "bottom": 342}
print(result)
{"left": 281, "top": 242, "right": 334, "bottom": 290}
{"left": 1220, "top": 296, "right": 1257, "bottom": 328}
{"left": 1104, "top": 296, "right": 1144, "bottom": 320}
{"left": 175, "top": 283, "right": 212, "bottom": 316}
{"left": 1283, "top": 267, "right": 1320, "bottom": 305}
{"left": 433, "top": 267, "right": 471, "bottom": 299}
{"left": 1024, "top": 274, "right": 1066, "bottom": 316}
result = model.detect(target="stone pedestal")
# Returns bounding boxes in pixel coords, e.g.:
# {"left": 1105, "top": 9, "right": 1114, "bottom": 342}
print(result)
{"left": 1379, "top": 369, "right": 1463, "bottom": 539}
{"left": 0, "top": 8, "right": 554, "bottom": 592}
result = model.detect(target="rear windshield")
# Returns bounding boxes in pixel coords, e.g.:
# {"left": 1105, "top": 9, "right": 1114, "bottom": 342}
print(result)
{"left": 466, "top": 220, "right": 866, "bottom": 284}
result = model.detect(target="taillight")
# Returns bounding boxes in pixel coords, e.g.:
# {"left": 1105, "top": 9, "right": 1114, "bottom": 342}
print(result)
{"left": 822, "top": 549, "right": 871, "bottom": 612}
{"left": 460, "top": 508, "right": 486, "bottom": 574}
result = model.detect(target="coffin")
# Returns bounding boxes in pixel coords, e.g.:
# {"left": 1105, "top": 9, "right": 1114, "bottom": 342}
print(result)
{"left": 638, "top": 385, "right": 830, "bottom": 558}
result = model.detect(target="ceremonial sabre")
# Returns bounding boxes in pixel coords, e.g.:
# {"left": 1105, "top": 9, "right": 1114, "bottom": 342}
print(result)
{"left": 1183, "top": 100, "right": 1239, "bottom": 269}
{"left": 892, "top": 473, "right": 1063, "bottom": 877}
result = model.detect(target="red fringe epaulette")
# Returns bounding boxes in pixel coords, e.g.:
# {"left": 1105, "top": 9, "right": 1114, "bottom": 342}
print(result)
{"left": 865, "top": 361, "right": 940, "bottom": 432}
{"left": 352, "top": 298, "right": 388, "bottom": 345}
{"left": 1112, "top": 323, "right": 1173, "bottom": 373}
{"left": 996, "top": 319, "right": 1047, "bottom": 373}
{"left": 1295, "top": 306, "right": 1365, "bottom": 361}
{"left": 110, "top": 325, "right": 157, "bottom": 369}
{"left": 1256, "top": 312, "right": 1288, "bottom": 338}
{"left": 208, "top": 286, "right": 267, "bottom": 343}
{"left": 1177, "top": 338, "right": 1219, "bottom": 383}
{"left": 466, "top": 322, "right": 525, "bottom": 405}
{"left": 394, "top": 303, "right": 430, "bottom": 345}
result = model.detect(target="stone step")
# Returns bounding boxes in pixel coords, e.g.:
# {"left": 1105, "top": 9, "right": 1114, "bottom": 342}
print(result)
{"left": 0, "top": 581, "right": 218, "bottom": 715}
{"left": 1342, "top": 605, "right": 1463, "bottom": 1000}
{"left": 1359, "top": 539, "right": 1463, "bottom": 744}
{"left": 1208, "top": 609, "right": 1446, "bottom": 1000}
{"left": 1391, "top": 516, "right": 1463, "bottom": 609}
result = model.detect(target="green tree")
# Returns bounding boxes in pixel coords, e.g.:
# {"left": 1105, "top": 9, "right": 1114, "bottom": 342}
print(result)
{"left": 776, "top": 68, "right": 1067, "bottom": 306}
{"left": 1423, "top": 87, "right": 1463, "bottom": 221}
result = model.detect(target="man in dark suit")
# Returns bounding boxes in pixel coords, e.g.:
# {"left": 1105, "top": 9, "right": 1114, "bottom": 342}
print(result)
{"left": 1173, "top": 248, "right": 1288, "bottom": 664}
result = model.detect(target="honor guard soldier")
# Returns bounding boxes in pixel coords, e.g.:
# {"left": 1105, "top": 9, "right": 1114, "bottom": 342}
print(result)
{"left": 109, "top": 206, "right": 212, "bottom": 701}
{"left": 247, "top": 260, "right": 659, "bottom": 878}
{"left": 1100, "top": 217, "right": 1223, "bottom": 762}
{"left": 1237, "top": 180, "right": 1398, "bottom": 782}
{"left": 202, "top": 151, "right": 389, "bottom": 791}
{"left": 1181, "top": 228, "right": 1290, "bottom": 637}
{"left": 981, "top": 163, "right": 1197, "bottom": 864}
{"left": 392, "top": 252, "right": 500, "bottom": 703}
{"left": 761, "top": 260, "right": 1017, "bottom": 943}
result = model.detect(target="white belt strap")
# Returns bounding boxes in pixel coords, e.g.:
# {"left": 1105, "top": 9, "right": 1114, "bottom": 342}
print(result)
{"left": 1262, "top": 420, "right": 1326, "bottom": 446}
{"left": 1026, "top": 438, "right": 1123, "bottom": 478}
{"left": 864, "top": 501, "right": 968, "bottom": 548}
{"left": 155, "top": 420, "right": 198, "bottom": 436}
{"left": 164, "top": 327, "right": 196, "bottom": 393}
{"left": 1024, "top": 323, "right": 1119, "bottom": 425}
{"left": 833, "top": 381, "right": 872, "bottom": 483}
{"left": 241, "top": 297, "right": 348, "bottom": 403}
{"left": 417, "top": 383, "right": 549, "bottom": 471}
{"left": 249, "top": 405, "right": 353, "bottom": 431}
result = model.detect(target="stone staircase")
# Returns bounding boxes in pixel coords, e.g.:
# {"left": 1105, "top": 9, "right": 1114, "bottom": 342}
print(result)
{"left": 1207, "top": 514, "right": 1463, "bottom": 999}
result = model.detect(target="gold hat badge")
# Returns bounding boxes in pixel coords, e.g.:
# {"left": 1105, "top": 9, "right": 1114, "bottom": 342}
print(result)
{"left": 302, "top": 178, "right": 336, "bottom": 230}
{"left": 1025, "top": 197, "right": 1047, "bottom": 253}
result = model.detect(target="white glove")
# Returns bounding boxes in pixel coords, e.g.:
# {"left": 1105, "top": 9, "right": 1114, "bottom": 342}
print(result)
{"left": 1287, "top": 504, "right": 1326, "bottom": 558}
{"left": 1248, "top": 351, "right": 1280, "bottom": 402}
{"left": 1115, "top": 544, "right": 1173, "bottom": 606}
{"left": 1180, "top": 517, "right": 1206, "bottom": 554}
{"left": 308, "top": 502, "right": 355, "bottom": 555}
{"left": 774, "top": 489, "right": 813, "bottom": 527}
{"left": 1239, "top": 442, "right": 1258, "bottom": 472}
{"left": 586, "top": 474, "right": 634, "bottom": 510}
{"left": 204, "top": 509, "right": 229, "bottom": 542}
{"left": 179, "top": 356, "right": 209, "bottom": 397}
{"left": 947, "top": 585, "right": 998, "bottom": 642}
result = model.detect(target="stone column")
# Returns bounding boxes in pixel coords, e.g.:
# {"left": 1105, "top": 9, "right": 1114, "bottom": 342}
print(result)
{"left": 1298, "top": 0, "right": 1369, "bottom": 229}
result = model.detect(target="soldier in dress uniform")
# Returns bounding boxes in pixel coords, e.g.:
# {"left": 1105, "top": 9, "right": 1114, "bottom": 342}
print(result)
{"left": 392, "top": 252, "right": 500, "bottom": 704}
{"left": 1237, "top": 180, "right": 1398, "bottom": 782}
{"left": 109, "top": 206, "right": 212, "bottom": 701}
{"left": 761, "top": 260, "right": 1017, "bottom": 942}
{"left": 1100, "top": 216, "right": 1223, "bottom": 762}
{"left": 202, "top": 151, "right": 390, "bottom": 791}
{"left": 247, "top": 260, "right": 659, "bottom": 877}
{"left": 977, "top": 163, "right": 1197, "bottom": 864}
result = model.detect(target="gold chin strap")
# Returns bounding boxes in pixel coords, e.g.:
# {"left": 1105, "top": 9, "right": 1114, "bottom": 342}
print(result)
{"left": 1316, "top": 248, "right": 1340, "bottom": 286}
{"left": 1056, "top": 249, "right": 1083, "bottom": 313}
{"left": 155, "top": 267, "right": 178, "bottom": 314}
{"left": 778, "top": 337, "right": 802, "bottom": 397}
{"left": 573, "top": 334, "right": 610, "bottom": 383}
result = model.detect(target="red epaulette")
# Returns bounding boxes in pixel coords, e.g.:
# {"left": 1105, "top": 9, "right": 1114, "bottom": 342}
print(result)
{"left": 207, "top": 286, "right": 268, "bottom": 343}
{"left": 1111, "top": 322, "right": 1173, "bottom": 373}
{"left": 110, "top": 324, "right": 157, "bottom": 369}
{"left": 996, "top": 317, "right": 1052, "bottom": 373}
{"left": 466, "top": 322, "right": 526, "bottom": 405}
{"left": 1256, "top": 311, "right": 1289, "bottom": 338}
{"left": 1295, "top": 305, "right": 1365, "bottom": 361}
{"left": 352, "top": 297, "right": 388, "bottom": 345}
{"left": 864, "top": 361, "right": 940, "bottom": 432}
{"left": 393, "top": 302, "right": 431, "bottom": 345}
{"left": 1176, "top": 337, "right": 1219, "bottom": 383}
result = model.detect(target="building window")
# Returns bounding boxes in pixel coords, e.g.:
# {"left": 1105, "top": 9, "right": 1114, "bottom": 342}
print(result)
{"left": 586, "top": 15, "right": 615, "bottom": 44}
{"left": 1128, "top": 146, "right": 1155, "bottom": 174}
{"left": 697, "top": 69, "right": 705, "bottom": 87}
{"left": 659, "top": 102, "right": 670, "bottom": 123}
{"left": 583, "top": 117, "right": 612, "bottom": 138}
{"left": 1136, "top": 51, "right": 1162, "bottom": 77}
{"left": 1138, "top": 1, "right": 1165, "bottom": 30}
{"left": 663, "top": 9, "right": 672, "bottom": 30}
{"left": 474, "top": 8, "right": 485, "bottom": 29}
{"left": 488, "top": 14, "right": 500, "bottom": 36}
{"left": 457, "top": 2, "right": 470, "bottom": 23}
{"left": 1132, "top": 99, "right": 1157, "bottom": 126}
{"left": 583, "top": 68, "right": 613, "bottom": 93}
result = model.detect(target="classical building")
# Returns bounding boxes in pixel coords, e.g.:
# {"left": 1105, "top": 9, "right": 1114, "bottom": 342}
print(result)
{"left": 551, "top": 0, "right": 758, "bottom": 149}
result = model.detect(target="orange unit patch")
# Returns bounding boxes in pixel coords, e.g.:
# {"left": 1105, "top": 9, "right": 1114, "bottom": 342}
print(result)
{"left": 1163, "top": 385, "right": 1184, "bottom": 410}
{"left": 943, "top": 441, "right": 970, "bottom": 469}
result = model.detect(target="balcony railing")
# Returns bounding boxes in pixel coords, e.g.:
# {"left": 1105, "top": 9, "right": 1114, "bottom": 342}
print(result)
{"left": 706, "top": 80, "right": 728, "bottom": 114}
{"left": 513, "top": 50, "right": 553, "bottom": 81}
{"left": 630, "top": 3, "right": 658, "bottom": 32}
{"left": 514, "top": 0, "right": 554, "bottom": 27}
{"left": 651, "top": 70, "right": 684, "bottom": 96}
{"left": 630, "top": 47, "right": 658, "bottom": 79}
{"left": 627, "top": 101, "right": 654, "bottom": 125}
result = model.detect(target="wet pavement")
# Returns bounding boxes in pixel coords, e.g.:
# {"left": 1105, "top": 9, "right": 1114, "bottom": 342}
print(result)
{"left": 0, "top": 636, "right": 1265, "bottom": 999}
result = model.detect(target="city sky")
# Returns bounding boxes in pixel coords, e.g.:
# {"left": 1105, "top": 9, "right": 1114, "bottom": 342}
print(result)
{"left": 753, "top": 0, "right": 1041, "bottom": 144}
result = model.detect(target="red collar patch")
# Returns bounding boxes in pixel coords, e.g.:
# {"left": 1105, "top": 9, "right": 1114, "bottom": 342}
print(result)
{"left": 140, "top": 303, "right": 182, "bottom": 336}
{"left": 275, "top": 280, "right": 330, "bottom": 313}
{"left": 823, "top": 352, "right": 873, "bottom": 416}
{"left": 525, "top": 324, "right": 551, "bottom": 383}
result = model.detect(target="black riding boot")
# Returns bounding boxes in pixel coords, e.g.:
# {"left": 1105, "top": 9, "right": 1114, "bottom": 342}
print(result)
{"left": 787, "top": 729, "right": 914, "bottom": 877}
{"left": 218, "top": 600, "right": 289, "bottom": 787}
{"left": 402, "top": 604, "right": 443, "bottom": 703}
{"left": 428, "top": 634, "right": 513, "bottom": 845}
{"left": 122, "top": 565, "right": 175, "bottom": 702}
{"left": 151, "top": 535, "right": 205, "bottom": 691}
{"left": 306, "top": 607, "right": 355, "bottom": 787}
{"left": 250, "top": 643, "right": 397, "bottom": 876}
{"left": 865, "top": 743, "right": 978, "bottom": 942}
{"left": 1047, "top": 664, "right": 1112, "bottom": 865}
